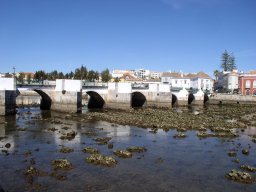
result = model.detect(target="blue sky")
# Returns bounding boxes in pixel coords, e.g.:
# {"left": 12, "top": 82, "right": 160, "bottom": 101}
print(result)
{"left": 0, "top": 0, "right": 256, "bottom": 76}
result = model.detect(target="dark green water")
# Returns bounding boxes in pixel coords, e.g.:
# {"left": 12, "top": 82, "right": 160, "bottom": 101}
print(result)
{"left": 0, "top": 107, "right": 256, "bottom": 192}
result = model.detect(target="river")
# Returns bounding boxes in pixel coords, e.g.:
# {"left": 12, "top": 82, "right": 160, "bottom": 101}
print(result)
{"left": 0, "top": 106, "right": 256, "bottom": 192}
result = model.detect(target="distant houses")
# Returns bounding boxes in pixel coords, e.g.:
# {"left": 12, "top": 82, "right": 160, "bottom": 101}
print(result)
{"left": 161, "top": 71, "right": 213, "bottom": 91}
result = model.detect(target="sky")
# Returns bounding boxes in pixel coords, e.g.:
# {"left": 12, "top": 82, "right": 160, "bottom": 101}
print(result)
{"left": 0, "top": 0, "right": 256, "bottom": 76}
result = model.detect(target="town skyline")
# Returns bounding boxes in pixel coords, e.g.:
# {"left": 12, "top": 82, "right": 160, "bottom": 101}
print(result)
{"left": 1, "top": 0, "right": 256, "bottom": 75}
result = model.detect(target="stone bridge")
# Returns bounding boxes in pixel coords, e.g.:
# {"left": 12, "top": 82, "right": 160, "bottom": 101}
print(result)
{"left": 0, "top": 78, "right": 209, "bottom": 115}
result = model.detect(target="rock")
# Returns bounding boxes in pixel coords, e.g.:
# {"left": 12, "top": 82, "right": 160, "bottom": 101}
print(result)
{"left": 226, "top": 169, "right": 254, "bottom": 184}
{"left": 108, "top": 143, "right": 114, "bottom": 149}
{"left": 59, "top": 147, "right": 74, "bottom": 153}
{"left": 60, "top": 131, "right": 76, "bottom": 140}
{"left": 52, "top": 159, "right": 73, "bottom": 170}
{"left": 242, "top": 149, "right": 250, "bottom": 155}
{"left": 126, "top": 146, "right": 147, "bottom": 153}
{"left": 114, "top": 150, "right": 132, "bottom": 158}
{"left": 82, "top": 147, "right": 99, "bottom": 154}
{"left": 173, "top": 133, "right": 187, "bottom": 138}
{"left": 94, "top": 137, "right": 111, "bottom": 145}
{"left": 240, "top": 165, "right": 256, "bottom": 172}
{"left": 5, "top": 143, "right": 11, "bottom": 149}
{"left": 86, "top": 154, "right": 117, "bottom": 167}
{"left": 228, "top": 151, "right": 237, "bottom": 157}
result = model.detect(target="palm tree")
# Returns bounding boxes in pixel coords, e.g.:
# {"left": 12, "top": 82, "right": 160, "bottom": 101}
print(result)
{"left": 213, "top": 70, "right": 219, "bottom": 81}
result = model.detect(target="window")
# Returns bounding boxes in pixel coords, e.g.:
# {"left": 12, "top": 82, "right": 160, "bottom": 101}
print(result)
{"left": 245, "top": 80, "right": 251, "bottom": 88}
{"left": 175, "top": 80, "right": 178, "bottom": 84}
{"left": 184, "top": 80, "right": 187, "bottom": 84}
{"left": 253, "top": 80, "right": 256, "bottom": 88}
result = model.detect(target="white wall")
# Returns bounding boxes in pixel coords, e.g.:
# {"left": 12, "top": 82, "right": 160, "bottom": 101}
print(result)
{"left": 55, "top": 79, "right": 82, "bottom": 91}
{"left": 0, "top": 78, "right": 15, "bottom": 90}
{"left": 117, "top": 83, "right": 132, "bottom": 93}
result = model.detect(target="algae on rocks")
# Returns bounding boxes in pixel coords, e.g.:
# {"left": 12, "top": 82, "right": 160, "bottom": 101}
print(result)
{"left": 52, "top": 159, "right": 73, "bottom": 170}
{"left": 226, "top": 169, "right": 254, "bottom": 184}
{"left": 86, "top": 154, "right": 117, "bottom": 167}
{"left": 114, "top": 150, "right": 132, "bottom": 158}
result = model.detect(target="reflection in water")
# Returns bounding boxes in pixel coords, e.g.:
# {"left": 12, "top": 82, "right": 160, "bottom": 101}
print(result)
{"left": 0, "top": 107, "right": 255, "bottom": 192}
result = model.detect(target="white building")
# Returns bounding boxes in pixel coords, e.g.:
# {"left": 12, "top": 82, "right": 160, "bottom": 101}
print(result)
{"left": 215, "top": 70, "right": 239, "bottom": 92}
{"left": 150, "top": 71, "right": 162, "bottom": 79}
{"left": 161, "top": 71, "right": 213, "bottom": 91}
{"left": 134, "top": 69, "right": 150, "bottom": 79}
{"left": 161, "top": 72, "right": 191, "bottom": 89}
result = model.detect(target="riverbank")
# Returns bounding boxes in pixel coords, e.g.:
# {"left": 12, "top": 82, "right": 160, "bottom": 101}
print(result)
{"left": 68, "top": 105, "right": 256, "bottom": 132}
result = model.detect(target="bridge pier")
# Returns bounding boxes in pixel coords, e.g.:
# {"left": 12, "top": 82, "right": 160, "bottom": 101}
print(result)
{"left": 105, "top": 83, "right": 131, "bottom": 110}
{"left": 0, "top": 78, "right": 16, "bottom": 116}
{"left": 0, "top": 90, "right": 16, "bottom": 115}
{"left": 141, "top": 84, "right": 172, "bottom": 108}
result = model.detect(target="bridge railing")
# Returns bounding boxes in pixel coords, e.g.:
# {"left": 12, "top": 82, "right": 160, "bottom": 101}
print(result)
{"left": 82, "top": 82, "right": 108, "bottom": 89}
{"left": 131, "top": 83, "right": 149, "bottom": 90}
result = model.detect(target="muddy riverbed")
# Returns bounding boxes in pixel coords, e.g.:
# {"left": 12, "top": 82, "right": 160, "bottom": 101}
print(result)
{"left": 0, "top": 106, "right": 256, "bottom": 191}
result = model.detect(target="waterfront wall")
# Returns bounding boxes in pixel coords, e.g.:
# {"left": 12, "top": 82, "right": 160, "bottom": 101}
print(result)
{"left": 210, "top": 94, "right": 256, "bottom": 105}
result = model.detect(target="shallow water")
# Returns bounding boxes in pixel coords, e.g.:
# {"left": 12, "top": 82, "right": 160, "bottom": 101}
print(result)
{"left": 0, "top": 107, "right": 256, "bottom": 192}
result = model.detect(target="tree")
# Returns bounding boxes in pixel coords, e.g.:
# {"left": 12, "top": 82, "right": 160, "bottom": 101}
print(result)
{"left": 114, "top": 77, "right": 120, "bottom": 82}
{"left": 34, "top": 70, "right": 47, "bottom": 84}
{"left": 17, "top": 72, "right": 25, "bottom": 85}
{"left": 221, "top": 50, "right": 229, "bottom": 71}
{"left": 101, "top": 68, "right": 112, "bottom": 82}
{"left": 27, "top": 74, "right": 32, "bottom": 84}
{"left": 58, "top": 72, "right": 64, "bottom": 79}
{"left": 74, "top": 65, "right": 87, "bottom": 80}
{"left": 213, "top": 70, "right": 219, "bottom": 81}
{"left": 220, "top": 50, "right": 237, "bottom": 71}
{"left": 87, "top": 70, "right": 95, "bottom": 82}
{"left": 228, "top": 53, "right": 236, "bottom": 71}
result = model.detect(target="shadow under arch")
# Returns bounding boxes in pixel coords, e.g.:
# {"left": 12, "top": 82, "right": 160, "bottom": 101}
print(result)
{"left": 188, "top": 93, "right": 195, "bottom": 105}
{"left": 34, "top": 89, "right": 52, "bottom": 110}
{"left": 132, "top": 92, "right": 146, "bottom": 108}
{"left": 172, "top": 94, "right": 178, "bottom": 106}
{"left": 86, "top": 91, "right": 105, "bottom": 109}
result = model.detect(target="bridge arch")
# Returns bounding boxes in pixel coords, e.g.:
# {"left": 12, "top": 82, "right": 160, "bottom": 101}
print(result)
{"left": 86, "top": 91, "right": 105, "bottom": 109}
{"left": 131, "top": 92, "right": 146, "bottom": 108}
{"left": 34, "top": 89, "right": 52, "bottom": 110}
{"left": 172, "top": 94, "right": 178, "bottom": 106}
{"left": 188, "top": 93, "right": 195, "bottom": 105}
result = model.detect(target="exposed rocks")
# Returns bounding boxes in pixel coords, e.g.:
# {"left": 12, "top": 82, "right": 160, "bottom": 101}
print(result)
{"left": 5, "top": 143, "right": 11, "bottom": 149}
{"left": 240, "top": 165, "right": 256, "bottom": 172}
{"left": 228, "top": 151, "right": 237, "bottom": 157}
{"left": 48, "top": 127, "right": 58, "bottom": 132}
{"left": 114, "top": 150, "right": 132, "bottom": 158}
{"left": 52, "top": 159, "right": 73, "bottom": 170}
{"left": 94, "top": 137, "right": 111, "bottom": 145}
{"left": 226, "top": 169, "right": 254, "bottom": 184}
{"left": 86, "top": 154, "right": 117, "bottom": 167}
{"left": 60, "top": 131, "right": 76, "bottom": 140}
{"left": 59, "top": 147, "right": 74, "bottom": 153}
{"left": 242, "top": 149, "right": 250, "bottom": 155}
{"left": 82, "top": 147, "right": 99, "bottom": 154}
{"left": 173, "top": 133, "right": 187, "bottom": 138}
{"left": 126, "top": 146, "right": 147, "bottom": 153}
